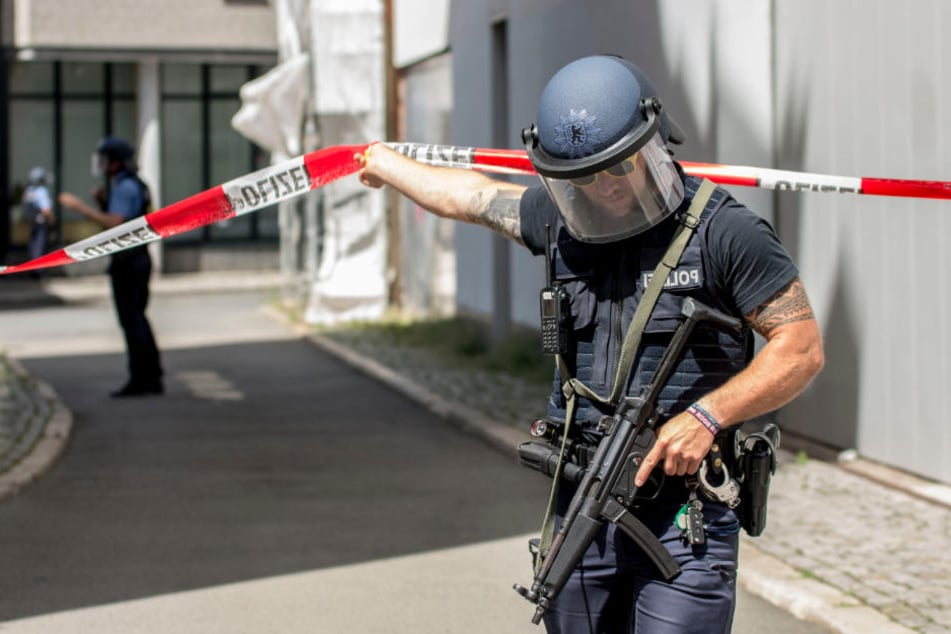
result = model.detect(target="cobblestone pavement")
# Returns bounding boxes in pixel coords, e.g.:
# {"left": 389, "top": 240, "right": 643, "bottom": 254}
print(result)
{"left": 757, "top": 454, "right": 951, "bottom": 633}
{"left": 0, "top": 352, "right": 71, "bottom": 501}
{"left": 323, "top": 329, "right": 553, "bottom": 429}
{"left": 0, "top": 355, "right": 52, "bottom": 474}
{"left": 322, "top": 328, "right": 951, "bottom": 634}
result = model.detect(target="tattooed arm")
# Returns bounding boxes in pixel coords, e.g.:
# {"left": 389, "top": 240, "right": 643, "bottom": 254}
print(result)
{"left": 355, "top": 143, "right": 527, "bottom": 246}
{"left": 700, "top": 277, "right": 825, "bottom": 422}
{"left": 636, "top": 277, "right": 824, "bottom": 485}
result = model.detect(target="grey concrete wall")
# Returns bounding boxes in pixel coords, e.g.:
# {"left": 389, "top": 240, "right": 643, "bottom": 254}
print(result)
{"left": 449, "top": 0, "right": 951, "bottom": 482}
{"left": 450, "top": 1, "right": 772, "bottom": 177}
{"left": 773, "top": 0, "right": 951, "bottom": 482}
{"left": 448, "top": 1, "right": 773, "bottom": 344}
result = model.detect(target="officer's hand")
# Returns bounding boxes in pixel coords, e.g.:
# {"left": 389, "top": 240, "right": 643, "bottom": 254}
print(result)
{"left": 634, "top": 411, "right": 715, "bottom": 487}
{"left": 354, "top": 143, "right": 387, "bottom": 189}
{"left": 92, "top": 186, "right": 108, "bottom": 210}
{"left": 58, "top": 192, "right": 83, "bottom": 211}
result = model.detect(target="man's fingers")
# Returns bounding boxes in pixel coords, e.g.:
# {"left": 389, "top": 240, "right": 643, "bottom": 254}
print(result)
{"left": 665, "top": 458, "right": 681, "bottom": 477}
{"left": 635, "top": 443, "right": 664, "bottom": 487}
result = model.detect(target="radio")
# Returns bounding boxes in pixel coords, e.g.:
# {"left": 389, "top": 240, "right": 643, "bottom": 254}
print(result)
{"left": 540, "top": 286, "right": 571, "bottom": 355}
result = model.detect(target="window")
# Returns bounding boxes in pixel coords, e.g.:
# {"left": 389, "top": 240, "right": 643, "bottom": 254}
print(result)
{"left": 161, "top": 62, "right": 269, "bottom": 243}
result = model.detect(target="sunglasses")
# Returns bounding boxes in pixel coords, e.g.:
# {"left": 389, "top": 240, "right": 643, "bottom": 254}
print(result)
{"left": 568, "top": 156, "right": 639, "bottom": 187}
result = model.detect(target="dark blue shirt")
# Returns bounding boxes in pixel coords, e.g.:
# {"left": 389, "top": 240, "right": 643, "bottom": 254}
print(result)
{"left": 519, "top": 182, "right": 798, "bottom": 317}
{"left": 109, "top": 172, "right": 145, "bottom": 220}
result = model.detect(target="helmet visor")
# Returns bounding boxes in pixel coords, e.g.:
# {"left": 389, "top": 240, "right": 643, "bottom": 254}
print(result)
{"left": 539, "top": 132, "right": 684, "bottom": 243}
{"left": 91, "top": 152, "right": 106, "bottom": 178}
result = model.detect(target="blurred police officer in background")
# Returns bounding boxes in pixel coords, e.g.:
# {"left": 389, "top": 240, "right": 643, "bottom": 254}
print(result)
{"left": 355, "top": 55, "right": 823, "bottom": 632}
{"left": 59, "top": 137, "right": 164, "bottom": 398}
{"left": 22, "top": 166, "right": 55, "bottom": 276}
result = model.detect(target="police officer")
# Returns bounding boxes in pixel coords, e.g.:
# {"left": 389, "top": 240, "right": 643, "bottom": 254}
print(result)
{"left": 59, "top": 137, "right": 164, "bottom": 398}
{"left": 355, "top": 55, "right": 824, "bottom": 632}
{"left": 22, "top": 166, "right": 56, "bottom": 273}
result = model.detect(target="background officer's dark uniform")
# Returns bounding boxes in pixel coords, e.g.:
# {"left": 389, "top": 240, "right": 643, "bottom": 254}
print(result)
{"left": 107, "top": 170, "right": 163, "bottom": 396}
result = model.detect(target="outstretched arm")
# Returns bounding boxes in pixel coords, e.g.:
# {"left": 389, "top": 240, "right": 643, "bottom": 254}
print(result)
{"left": 356, "top": 143, "right": 527, "bottom": 246}
{"left": 635, "top": 277, "right": 824, "bottom": 485}
{"left": 58, "top": 192, "right": 125, "bottom": 229}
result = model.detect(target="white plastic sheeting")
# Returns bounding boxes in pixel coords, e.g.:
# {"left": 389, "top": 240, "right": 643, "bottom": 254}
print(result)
{"left": 232, "top": 0, "right": 387, "bottom": 325}
{"left": 231, "top": 54, "right": 310, "bottom": 161}
{"left": 305, "top": 0, "right": 386, "bottom": 325}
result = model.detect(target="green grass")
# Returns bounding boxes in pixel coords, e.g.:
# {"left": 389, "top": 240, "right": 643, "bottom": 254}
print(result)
{"left": 320, "top": 315, "right": 554, "bottom": 385}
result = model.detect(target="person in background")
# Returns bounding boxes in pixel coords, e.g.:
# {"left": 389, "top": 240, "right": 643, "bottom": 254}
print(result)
{"left": 22, "top": 166, "right": 55, "bottom": 276}
{"left": 58, "top": 137, "right": 164, "bottom": 398}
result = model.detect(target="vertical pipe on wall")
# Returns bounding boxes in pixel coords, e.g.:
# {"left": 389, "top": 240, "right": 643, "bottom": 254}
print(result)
{"left": 0, "top": 50, "right": 9, "bottom": 262}
{"left": 137, "top": 58, "right": 162, "bottom": 273}
{"left": 200, "top": 64, "right": 211, "bottom": 242}
{"left": 104, "top": 63, "right": 113, "bottom": 135}
{"left": 383, "top": 0, "right": 402, "bottom": 310}
{"left": 52, "top": 61, "right": 62, "bottom": 247}
{"left": 490, "top": 17, "right": 511, "bottom": 341}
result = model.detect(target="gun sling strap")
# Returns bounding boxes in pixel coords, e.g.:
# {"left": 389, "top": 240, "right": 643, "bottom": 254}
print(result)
{"left": 534, "top": 178, "right": 718, "bottom": 573}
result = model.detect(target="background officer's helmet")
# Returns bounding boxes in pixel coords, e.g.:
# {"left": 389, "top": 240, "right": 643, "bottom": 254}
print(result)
{"left": 522, "top": 55, "right": 686, "bottom": 243}
{"left": 28, "top": 166, "right": 48, "bottom": 186}
{"left": 93, "top": 136, "right": 136, "bottom": 177}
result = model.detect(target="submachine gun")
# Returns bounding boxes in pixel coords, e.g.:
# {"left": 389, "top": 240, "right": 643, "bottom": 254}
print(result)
{"left": 513, "top": 296, "right": 742, "bottom": 624}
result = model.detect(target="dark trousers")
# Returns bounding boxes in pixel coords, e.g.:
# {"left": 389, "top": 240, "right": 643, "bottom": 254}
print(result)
{"left": 542, "top": 484, "right": 739, "bottom": 634}
{"left": 28, "top": 223, "right": 48, "bottom": 264}
{"left": 109, "top": 251, "right": 162, "bottom": 386}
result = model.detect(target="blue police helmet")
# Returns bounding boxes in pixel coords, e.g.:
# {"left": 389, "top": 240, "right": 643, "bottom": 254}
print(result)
{"left": 523, "top": 55, "right": 684, "bottom": 177}
{"left": 521, "top": 55, "right": 687, "bottom": 243}
{"left": 95, "top": 136, "right": 135, "bottom": 162}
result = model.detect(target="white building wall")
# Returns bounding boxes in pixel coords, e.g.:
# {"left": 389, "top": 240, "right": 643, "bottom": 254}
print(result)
{"left": 13, "top": 0, "right": 275, "bottom": 53}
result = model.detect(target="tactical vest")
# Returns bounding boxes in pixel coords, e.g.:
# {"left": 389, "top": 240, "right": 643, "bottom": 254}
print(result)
{"left": 23, "top": 186, "right": 45, "bottom": 225}
{"left": 546, "top": 176, "right": 752, "bottom": 426}
{"left": 109, "top": 171, "right": 153, "bottom": 267}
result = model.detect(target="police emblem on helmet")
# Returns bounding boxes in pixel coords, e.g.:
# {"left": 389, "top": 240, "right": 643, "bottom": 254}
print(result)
{"left": 553, "top": 109, "right": 602, "bottom": 158}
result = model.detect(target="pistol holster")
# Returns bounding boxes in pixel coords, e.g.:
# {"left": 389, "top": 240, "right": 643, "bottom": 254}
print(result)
{"left": 735, "top": 423, "right": 780, "bottom": 537}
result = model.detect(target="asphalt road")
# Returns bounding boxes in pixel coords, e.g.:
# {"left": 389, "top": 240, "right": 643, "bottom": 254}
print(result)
{"left": 0, "top": 285, "right": 830, "bottom": 633}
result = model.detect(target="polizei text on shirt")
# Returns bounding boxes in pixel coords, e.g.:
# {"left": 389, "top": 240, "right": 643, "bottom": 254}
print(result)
{"left": 641, "top": 267, "right": 702, "bottom": 290}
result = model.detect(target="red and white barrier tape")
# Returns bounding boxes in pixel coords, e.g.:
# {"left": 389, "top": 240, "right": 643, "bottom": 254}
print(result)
{"left": 387, "top": 142, "right": 951, "bottom": 200}
{"left": 2, "top": 142, "right": 948, "bottom": 276}
{"left": 0, "top": 145, "right": 364, "bottom": 275}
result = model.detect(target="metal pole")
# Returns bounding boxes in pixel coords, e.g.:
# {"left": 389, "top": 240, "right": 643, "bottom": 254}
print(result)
{"left": 383, "top": 0, "right": 401, "bottom": 311}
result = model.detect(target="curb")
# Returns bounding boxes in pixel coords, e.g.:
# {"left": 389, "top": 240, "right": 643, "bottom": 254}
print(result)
{"left": 0, "top": 357, "right": 73, "bottom": 503}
